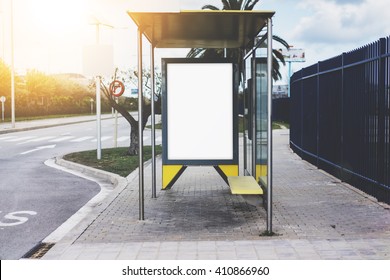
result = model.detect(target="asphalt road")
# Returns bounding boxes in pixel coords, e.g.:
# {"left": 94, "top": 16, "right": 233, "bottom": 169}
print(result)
{"left": 0, "top": 116, "right": 161, "bottom": 259}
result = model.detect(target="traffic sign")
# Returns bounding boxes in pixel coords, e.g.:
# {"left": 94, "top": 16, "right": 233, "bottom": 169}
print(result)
{"left": 109, "top": 80, "right": 125, "bottom": 97}
{"left": 0, "top": 96, "right": 6, "bottom": 102}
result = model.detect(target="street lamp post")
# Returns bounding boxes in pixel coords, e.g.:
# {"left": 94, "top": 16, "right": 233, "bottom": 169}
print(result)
{"left": 10, "top": 0, "right": 15, "bottom": 128}
{"left": 88, "top": 16, "right": 115, "bottom": 159}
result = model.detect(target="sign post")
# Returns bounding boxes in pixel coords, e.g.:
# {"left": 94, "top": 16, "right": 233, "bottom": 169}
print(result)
{"left": 90, "top": 98, "right": 94, "bottom": 114}
{"left": 0, "top": 96, "right": 5, "bottom": 122}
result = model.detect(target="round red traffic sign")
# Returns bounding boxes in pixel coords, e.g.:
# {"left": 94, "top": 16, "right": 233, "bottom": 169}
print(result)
{"left": 109, "top": 80, "right": 125, "bottom": 97}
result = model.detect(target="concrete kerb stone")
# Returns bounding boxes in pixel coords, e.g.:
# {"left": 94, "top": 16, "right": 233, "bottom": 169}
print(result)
{"left": 54, "top": 156, "right": 126, "bottom": 188}
{"left": 42, "top": 155, "right": 140, "bottom": 258}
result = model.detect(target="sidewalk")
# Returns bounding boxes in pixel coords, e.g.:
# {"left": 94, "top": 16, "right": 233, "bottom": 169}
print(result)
{"left": 41, "top": 129, "right": 390, "bottom": 260}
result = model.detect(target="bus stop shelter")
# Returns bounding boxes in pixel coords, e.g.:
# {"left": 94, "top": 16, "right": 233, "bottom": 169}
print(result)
{"left": 127, "top": 10, "right": 275, "bottom": 233}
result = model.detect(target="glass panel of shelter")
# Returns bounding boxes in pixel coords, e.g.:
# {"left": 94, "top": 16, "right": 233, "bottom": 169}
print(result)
{"left": 243, "top": 50, "right": 268, "bottom": 187}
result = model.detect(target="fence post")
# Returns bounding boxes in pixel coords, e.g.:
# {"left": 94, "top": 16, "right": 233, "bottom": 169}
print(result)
{"left": 377, "top": 38, "right": 386, "bottom": 193}
{"left": 316, "top": 62, "right": 320, "bottom": 167}
{"left": 341, "top": 52, "right": 345, "bottom": 181}
{"left": 300, "top": 70, "right": 304, "bottom": 151}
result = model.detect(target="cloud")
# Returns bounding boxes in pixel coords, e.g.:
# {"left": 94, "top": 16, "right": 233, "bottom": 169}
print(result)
{"left": 333, "top": 0, "right": 364, "bottom": 3}
{"left": 292, "top": 0, "right": 390, "bottom": 46}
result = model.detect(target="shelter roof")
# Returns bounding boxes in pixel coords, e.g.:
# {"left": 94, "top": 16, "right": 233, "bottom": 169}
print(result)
{"left": 127, "top": 10, "right": 275, "bottom": 49}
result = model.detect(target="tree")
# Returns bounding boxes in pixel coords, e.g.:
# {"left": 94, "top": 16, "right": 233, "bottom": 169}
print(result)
{"left": 0, "top": 59, "right": 11, "bottom": 118}
{"left": 0, "top": 59, "right": 11, "bottom": 97}
{"left": 186, "top": 0, "right": 290, "bottom": 81}
{"left": 101, "top": 68, "right": 162, "bottom": 156}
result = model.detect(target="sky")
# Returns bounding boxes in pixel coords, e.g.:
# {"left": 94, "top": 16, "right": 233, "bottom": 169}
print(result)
{"left": 0, "top": 0, "right": 389, "bottom": 84}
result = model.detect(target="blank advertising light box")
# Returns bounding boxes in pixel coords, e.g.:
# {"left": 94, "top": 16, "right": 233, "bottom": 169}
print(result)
{"left": 162, "top": 59, "right": 237, "bottom": 164}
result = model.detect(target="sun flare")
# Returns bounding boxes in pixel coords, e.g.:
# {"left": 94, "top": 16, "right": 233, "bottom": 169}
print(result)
{"left": 29, "top": 0, "right": 87, "bottom": 35}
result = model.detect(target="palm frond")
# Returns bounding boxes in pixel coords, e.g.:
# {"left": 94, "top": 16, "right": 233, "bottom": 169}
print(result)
{"left": 201, "top": 4, "right": 220, "bottom": 10}
{"left": 229, "top": 0, "right": 241, "bottom": 10}
{"left": 186, "top": 48, "right": 206, "bottom": 58}
{"left": 244, "top": 0, "right": 259, "bottom": 10}
{"left": 222, "top": 0, "right": 231, "bottom": 10}
{"left": 273, "top": 49, "right": 286, "bottom": 65}
{"left": 187, "top": 0, "right": 289, "bottom": 82}
{"left": 272, "top": 56, "right": 282, "bottom": 81}
{"left": 273, "top": 35, "right": 290, "bottom": 49}
{"left": 238, "top": 0, "right": 244, "bottom": 9}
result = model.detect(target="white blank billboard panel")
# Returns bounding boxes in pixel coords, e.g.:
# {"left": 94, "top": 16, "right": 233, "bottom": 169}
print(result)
{"left": 167, "top": 63, "right": 233, "bottom": 160}
{"left": 82, "top": 45, "right": 114, "bottom": 77}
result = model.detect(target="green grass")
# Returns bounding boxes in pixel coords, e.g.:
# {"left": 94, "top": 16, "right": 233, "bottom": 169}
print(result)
{"left": 273, "top": 121, "right": 290, "bottom": 129}
{"left": 63, "top": 145, "right": 162, "bottom": 177}
{"left": 146, "top": 122, "right": 162, "bottom": 129}
{"left": 239, "top": 117, "right": 289, "bottom": 132}
{"left": 147, "top": 119, "right": 289, "bottom": 131}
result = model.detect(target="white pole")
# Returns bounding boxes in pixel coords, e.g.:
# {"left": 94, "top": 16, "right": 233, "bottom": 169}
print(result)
{"left": 150, "top": 45, "right": 156, "bottom": 198}
{"left": 1, "top": 100, "right": 4, "bottom": 121}
{"left": 94, "top": 20, "right": 102, "bottom": 160}
{"left": 10, "top": 0, "right": 15, "bottom": 128}
{"left": 267, "top": 18, "right": 273, "bottom": 233}
{"left": 288, "top": 61, "right": 292, "bottom": 97}
{"left": 114, "top": 97, "right": 118, "bottom": 148}
{"left": 137, "top": 28, "right": 144, "bottom": 220}
{"left": 96, "top": 76, "right": 102, "bottom": 160}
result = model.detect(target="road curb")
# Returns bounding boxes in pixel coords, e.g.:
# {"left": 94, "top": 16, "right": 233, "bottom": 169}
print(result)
{"left": 41, "top": 155, "right": 136, "bottom": 259}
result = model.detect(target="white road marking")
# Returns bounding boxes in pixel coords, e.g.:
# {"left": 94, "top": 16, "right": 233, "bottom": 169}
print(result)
{"left": 71, "top": 136, "right": 94, "bottom": 142}
{"left": 20, "top": 144, "right": 56, "bottom": 155}
{"left": 0, "top": 211, "right": 37, "bottom": 227}
{"left": 5, "top": 136, "right": 36, "bottom": 142}
{"left": 49, "top": 136, "right": 75, "bottom": 142}
{"left": 91, "top": 136, "right": 112, "bottom": 142}
{"left": 17, "top": 136, "right": 56, "bottom": 145}
{"left": 0, "top": 136, "right": 16, "bottom": 141}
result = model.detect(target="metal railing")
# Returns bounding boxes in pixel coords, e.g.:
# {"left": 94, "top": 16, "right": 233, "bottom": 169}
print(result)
{"left": 290, "top": 36, "right": 390, "bottom": 204}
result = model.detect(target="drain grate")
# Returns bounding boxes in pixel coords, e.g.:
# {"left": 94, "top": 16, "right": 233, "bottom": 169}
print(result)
{"left": 22, "top": 242, "right": 55, "bottom": 259}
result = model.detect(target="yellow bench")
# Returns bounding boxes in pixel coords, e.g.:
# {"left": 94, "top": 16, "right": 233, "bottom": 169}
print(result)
{"left": 227, "top": 176, "right": 263, "bottom": 195}
{"left": 259, "top": 176, "right": 268, "bottom": 188}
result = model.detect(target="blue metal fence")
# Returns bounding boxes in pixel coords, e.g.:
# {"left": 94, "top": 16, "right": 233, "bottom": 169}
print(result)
{"left": 290, "top": 36, "right": 390, "bottom": 204}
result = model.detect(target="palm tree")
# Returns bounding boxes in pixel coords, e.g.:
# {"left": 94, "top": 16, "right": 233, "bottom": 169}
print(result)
{"left": 186, "top": 0, "right": 289, "bottom": 81}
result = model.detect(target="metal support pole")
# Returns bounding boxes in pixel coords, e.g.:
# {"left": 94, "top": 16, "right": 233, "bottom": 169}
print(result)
{"left": 114, "top": 97, "right": 118, "bottom": 148}
{"left": 266, "top": 18, "right": 273, "bottom": 233}
{"left": 150, "top": 45, "right": 157, "bottom": 198}
{"left": 96, "top": 76, "right": 102, "bottom": 160}
{"left": 242, "top": 49, "right": 247, "bottom": 174}
{"left": 251, "top": 51, "right": 256, "bottom": 178}
{"left": 1, "top": 99, "right": 4, "bottom": 121}
{"left": 10, "top": 0, "right": 15, "bottom": 128}
{"left": 288, "top": 61, "right": 292, "bottom": 97}
{"left": 137, "top": 28, "right": 144, "bottom": 220}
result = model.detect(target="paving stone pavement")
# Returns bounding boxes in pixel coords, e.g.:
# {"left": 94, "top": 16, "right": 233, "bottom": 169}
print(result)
{"left": 43, "top": 129, "right": 390, "bottom": 260}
